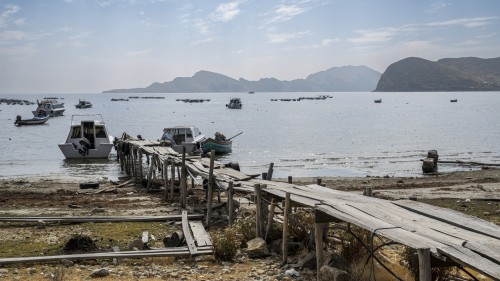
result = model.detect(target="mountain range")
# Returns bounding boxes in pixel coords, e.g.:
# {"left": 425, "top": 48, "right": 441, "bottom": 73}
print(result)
{"left": 103, "top": 65, "right": 382, "bottom": 93}
{"left": 375, "top": 57, "right": 500, "bottom": 91}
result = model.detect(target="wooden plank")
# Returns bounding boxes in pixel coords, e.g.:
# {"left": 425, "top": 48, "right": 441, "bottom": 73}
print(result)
{"left": 189, "top": 220, "right": 212, "bottom": 247}
{"left": 437, "top": 245, "right": 500, "bottom": 280}
{"left": 0, "top": 214, "right": 204, "bottom": 223}
{"left": 219, "top": 167, "right": 252, "bottom": 181}
{"left": 393, "top": 199, "right": 500, "bottom": 240}
{"left": 182, "top": 211, "right": 198, "bottom": 255}
{"left": 463, "top": 241, "right": 500, "bottom": 264}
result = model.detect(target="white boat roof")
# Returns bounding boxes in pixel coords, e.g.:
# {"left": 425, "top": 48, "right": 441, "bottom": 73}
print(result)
{"left": 163, "top": 125, "right": 199, "bottom": 130}
{"left": 70, "top": 114, "right": 106, "bottom": 126}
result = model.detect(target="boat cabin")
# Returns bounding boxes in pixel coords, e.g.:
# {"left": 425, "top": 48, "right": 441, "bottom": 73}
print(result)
{"left": 161, "top": 126, "right": 206, "bottom": 154}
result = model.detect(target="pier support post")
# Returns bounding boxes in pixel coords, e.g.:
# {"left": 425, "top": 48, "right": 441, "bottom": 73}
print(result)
{"left": 364, "top": 187, "right": 373, "bottom": 197}
{"left": 146, "top": 155, "right": 154, "bottom": 191}
{"left": 282, "top": 192, "right": 291, "bottom": 264}
{"left": 314, "top": 222, "right": 325, "bottom": 280}
{"left": 418, "top": 248, "right": 432, "bottom": 281}
{"left": 138, "top": 150, "right": 143, "bottom": 184}
{"left": 163, "top": 159, "right": 168, "bottom": 200}
{"left": 266, "top": 163, "right": 274, "bottom": 181}
{"left": 205, "top": 150, "right": 215, "bottom": 228}
{"left": 180, "top": 147, "right": 187, "bottom": 208}
{"left": 265, "top": 198, "right": 276, "bottom": 240}
{"left": 254, "top": 184, "right": 263, "bottom": 238}
{"left": 287, "top": 176, "right": 292, "bottom": 184}
{"left": 228, "top": 181, "right": 234, "bottom": 227}
{"left": 170, "top": 159, "right": 175, "bottom": 203}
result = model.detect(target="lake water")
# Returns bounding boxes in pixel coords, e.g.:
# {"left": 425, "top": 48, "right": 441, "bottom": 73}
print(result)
{"left": 1, "top": 92, "right": 499, "bottom": 180}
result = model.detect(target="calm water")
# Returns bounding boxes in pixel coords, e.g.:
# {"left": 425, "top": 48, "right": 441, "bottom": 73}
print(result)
{"left": 1, "top": 92, "right": 499, "bottom": 180}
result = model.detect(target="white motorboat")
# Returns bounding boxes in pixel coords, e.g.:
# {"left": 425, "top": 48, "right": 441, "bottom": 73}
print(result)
{"left": 160, "top": 126, "right": 206, "bottom": 154}
{"left": 226, "top": 98, "right": 242, "bottom": 109}
{"left": 32, "top": 98, "right": 65, "bottom": 117}
{"left": 59, "top": 114, "right": 114, "bottom": 159}
{"left": 75, "top": 99, "right": 93, "bottom": 108}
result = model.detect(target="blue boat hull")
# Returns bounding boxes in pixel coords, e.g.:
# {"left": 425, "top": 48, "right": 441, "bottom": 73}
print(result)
{"left": 201, "top": 138, "right": 232, "bottom": 154}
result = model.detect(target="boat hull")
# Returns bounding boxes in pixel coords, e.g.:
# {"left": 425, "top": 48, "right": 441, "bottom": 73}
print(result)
{"left": 15, "top": 116, "right": 49, "bottom": 126}
{"left": 58, "top": 143, "right": 114, "bottom": 159}
{"left": 201, "top": 138, "right": 232, "bottom": 154}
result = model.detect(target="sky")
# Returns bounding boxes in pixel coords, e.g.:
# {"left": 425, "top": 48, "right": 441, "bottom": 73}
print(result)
{"left": 1, "top": 0, "right": 499, "bottom": 93}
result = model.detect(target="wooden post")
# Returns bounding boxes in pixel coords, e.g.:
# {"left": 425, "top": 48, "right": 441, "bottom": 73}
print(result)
{"left": 315, "top": 222, "right": 325, "bottom": 280}
{"left": 180, "top": 147, "right": 187, "bottom": 208}
{"left": 266, "top": 162, "right": 274, "bottom": 181}
{"left": 282, "top": 192, "right": 291, "bottom": 264}
{"left": 316, "top": 178, "right": 322, "bottom": 186}
{"left": 170, "top": 159, "right": 175, "bottom": 203}
{"left": 287, "top": 176, "right": 292, "bottom": 184}
{"left": 364, "top": 187, "right": 373, "bottom": 197}
{"left": 163, "top": 159, "right": 168, "bottom": 200}
{"left": 228, "top": 181, "right": 234, "bottom": 227}
{"left": 418, "top": 248, "right": 432, "bottom": 281}
{"left": 131, "top": 148, "right": 136, "bottom": 179}
{"left": 205, "top": 150, "right": 215, "bottom": 228}
{"left": 138, "top": 150, "right": 143, "bottom": 184}
{"left": 265, "top": 198, "right": 276, "bottom": 240}
{"left": 146, "top": 155, "right": 155, "bottom": 191}
{"left": 254, "top": 184, "right": 263, "bottom": 238}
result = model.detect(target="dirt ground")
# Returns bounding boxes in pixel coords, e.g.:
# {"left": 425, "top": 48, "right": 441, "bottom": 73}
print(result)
{"left": 0, "top": 168, "right": 499, "bottom": 280}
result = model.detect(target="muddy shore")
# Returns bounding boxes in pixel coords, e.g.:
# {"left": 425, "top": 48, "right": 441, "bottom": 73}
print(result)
{"left": 0, "top": 168, "right": 498, "bottom": 280}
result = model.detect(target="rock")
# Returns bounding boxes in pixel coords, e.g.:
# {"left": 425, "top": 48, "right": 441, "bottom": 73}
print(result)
{"left": 246, "top": 237, "right": 270, "bottom": 258}
{"left": 128, "top": 239, "right": 145, "bottom": 251}
{"left": 319, "top": 265, "right": 349, "bottom": 281}
{"left": 27, "top": 268, "right": 36, "bottom": 275}
{"left": 61, "top": 259, "right": 74, "bottom": 267}
{"left": 0, "top": 269, "right": 8, "bottom": 276}
{"left": 89, "top": 268, "right": 110, "bottom": 278}
{"left": 92, "top": 207, "right": 106, "bottom": 213}
{"left": 285, "top": 268, "right": 299, "bottom": 277}
{"left": 293, "top": 251, "right": 316, "bottom": 269}
{"left": 36, "top": 220, "right": 46, "bottom": 229}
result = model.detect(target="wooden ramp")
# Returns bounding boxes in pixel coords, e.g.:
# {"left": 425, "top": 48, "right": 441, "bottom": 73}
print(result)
{"left": 114, "top": 134, "right": 500, "bottom": 281}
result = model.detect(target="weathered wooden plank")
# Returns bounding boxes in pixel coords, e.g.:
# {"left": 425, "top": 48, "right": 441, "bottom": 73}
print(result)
{"left": 463, "top": 241, "right": 500, "bottom": 264}
{"left": 437, "top": 245, "right": 500, "bottom": 280}
{"left": 189, "top": 220, "right": 212, "bottom": 247}
{"left": 182, "top": 211, "right": 198, "bottom": 255}
{"left": 218, "top": 167, "right": 252, "bottom": 181}
{"left": 393, "top": 199, "right": 500, "bottom": 240}
{"left": 0, "top": 214, "right": 204, "bottom": 223}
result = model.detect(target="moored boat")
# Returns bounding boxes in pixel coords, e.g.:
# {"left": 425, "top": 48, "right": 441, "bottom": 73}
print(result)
{"left": 32, "top": 98, "right": 65, "bottom": 117}
{"left": 58, "top": 114, "right": 114, "bottom": 159}
{"left": 14, "top": 115, "right": 49, "bottom": 126}
{"left": 75, "top": 99, "right": 93, "bottom": 108}
{"left": 450, "top": 99, "right": 458, "bottom": 102}
{"left": 226, "top": 98, "right": 242, "bottom": 109}
{"left": 160, "top": 126, "right": 206, "bottom": 155}
{"left": 374, "top": 99, "right": 382, "bottom": 103}
{"left": 201, "top": 132, "right": 232, "bottom": 154}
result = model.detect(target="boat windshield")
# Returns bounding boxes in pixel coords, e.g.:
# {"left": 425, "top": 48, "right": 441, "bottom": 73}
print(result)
{"left": 95, "top": 125, "right": 107, "bottom": 138}
{"left": 70, "top": 126, "right": 81, "bottom": 139}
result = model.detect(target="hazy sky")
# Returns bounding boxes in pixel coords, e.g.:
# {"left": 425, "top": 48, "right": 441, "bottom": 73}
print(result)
{"left": 1, "top": 0, "right": 499, "bottom": 93}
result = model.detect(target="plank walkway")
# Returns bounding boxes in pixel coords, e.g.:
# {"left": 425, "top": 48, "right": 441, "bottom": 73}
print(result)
{"left": 115, "top": 136, "right": 500, "bottom": 280}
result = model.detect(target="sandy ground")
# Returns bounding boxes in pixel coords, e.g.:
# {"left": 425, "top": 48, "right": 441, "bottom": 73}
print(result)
{"left": 0, "top": 168, "right": 499, "bottom": 280}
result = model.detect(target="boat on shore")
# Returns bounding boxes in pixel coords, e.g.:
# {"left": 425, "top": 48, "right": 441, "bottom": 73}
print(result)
{"left": 226, "top": 98, "right": 242, "bottom": 109}
{"left": 58, "top": 114, "right": 114, "bottom": 159}
{"left": 160, "top": 126, "right": 206, "bottom": 155}
{"left": 14, "top": 115, "right": 49, "bottom": 126}
{"left": 32, "top": 98, "right": 65, "bottom": 117}
{"left": 75, "top": 99, "right": 93, "bottom": 109}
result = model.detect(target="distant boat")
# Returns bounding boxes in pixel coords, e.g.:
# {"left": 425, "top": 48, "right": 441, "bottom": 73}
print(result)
{"left": 450, "top": 99, "right": 458, "bottom": 102}
{"left": 58, "top": 114, "right": 114, "bottom": 159}
{"left": 14, "top": 115, "right": 49, "bottom": 126}
{"left": 374, "top": 99, "right": 382, "bottom": 103}
{"left": 32, "top": 98, "right": 65, "bottom": 117}
{"left": 248, "top": 91, "right": 255, "bottom": 94}
{"left": 75, "top": 99, "right": 93, "bottom": 109}
{"left": 226, "top": 98, "right": 242, "bottom": 109}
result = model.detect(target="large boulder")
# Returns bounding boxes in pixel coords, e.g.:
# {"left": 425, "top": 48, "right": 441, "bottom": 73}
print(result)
{"left": 246, "top": 237, "right": 270, "bottom": 258}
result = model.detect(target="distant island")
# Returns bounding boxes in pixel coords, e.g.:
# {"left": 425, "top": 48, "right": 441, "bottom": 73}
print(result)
{"left": 375, "top": 57, "right": 500, "bottom": 92}
{"left": 103, "top": 57, "right": 500, "bottom": 93}
{"left": 102, "top": 65, "right": 381, "bottom": 93}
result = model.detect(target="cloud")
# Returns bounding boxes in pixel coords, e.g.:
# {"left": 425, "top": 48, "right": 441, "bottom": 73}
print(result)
{"left": 56, "top": 30, "right": 93, "bottom": 48}
{"left": 211, "top": 1, "right": 244, "bottom": 22}
{"left": 426, "top": 1, "right": 450, "bottom": 14}
{"left": 191, "top": 37, "right": 214, "bottom": 46}
{"left": 263, "top": 4, "right": 309, "bottom": 25}
{"left": 267, "top": 31, "right": 309, "bottom": 43}
{"left": 0, "top": 4, "right": 20, "bottom": 28}
{"left": 424, "top": 17, "right": 497, "bottom": 28}
{"left": 348, "top": 29, "right": 395, "bottom": 43}
{"left": 0, "top": 30, "right": 27, "bottom": 43}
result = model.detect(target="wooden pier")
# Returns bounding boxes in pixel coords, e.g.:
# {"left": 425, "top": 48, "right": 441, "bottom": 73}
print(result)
{"left": 114, "top": 134, "right": 500, "bottom": 280}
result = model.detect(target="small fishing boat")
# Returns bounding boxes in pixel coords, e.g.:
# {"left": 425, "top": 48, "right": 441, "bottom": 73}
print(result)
{"left": 14, "top": 115, "right": 49, "bottom": 126}
{"left": 160, "top": 126, "right": 206, "bottom": 155}
{"left": 32, "top": 98, "right": 65, "bottom": 117}
{"left": 75, "top": 99, "right": 93, "bottom": 108}
{"left": 226, "top": 98, "right": 242, "bottom": 109}
{"left": 248, "top": 91, "right": 255, "bottom": 94}
{"left": 374, "top": 99, "right": 382, "bottom": 103}
{"left": 201, "top": 132, "right": 242, "bottom": 154}
{"left": 58, "top": 114, "right": 114, "bottom": 159}
{"left": 450, "top": 99, "right": 458, "bottom": 102}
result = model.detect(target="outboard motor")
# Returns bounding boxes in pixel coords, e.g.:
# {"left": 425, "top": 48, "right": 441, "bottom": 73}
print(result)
{"left": 224, "top": 162, "right": 240, "bottom": 171}
{"left": 78, "top": 138, "right": 91, "bottom": 156}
